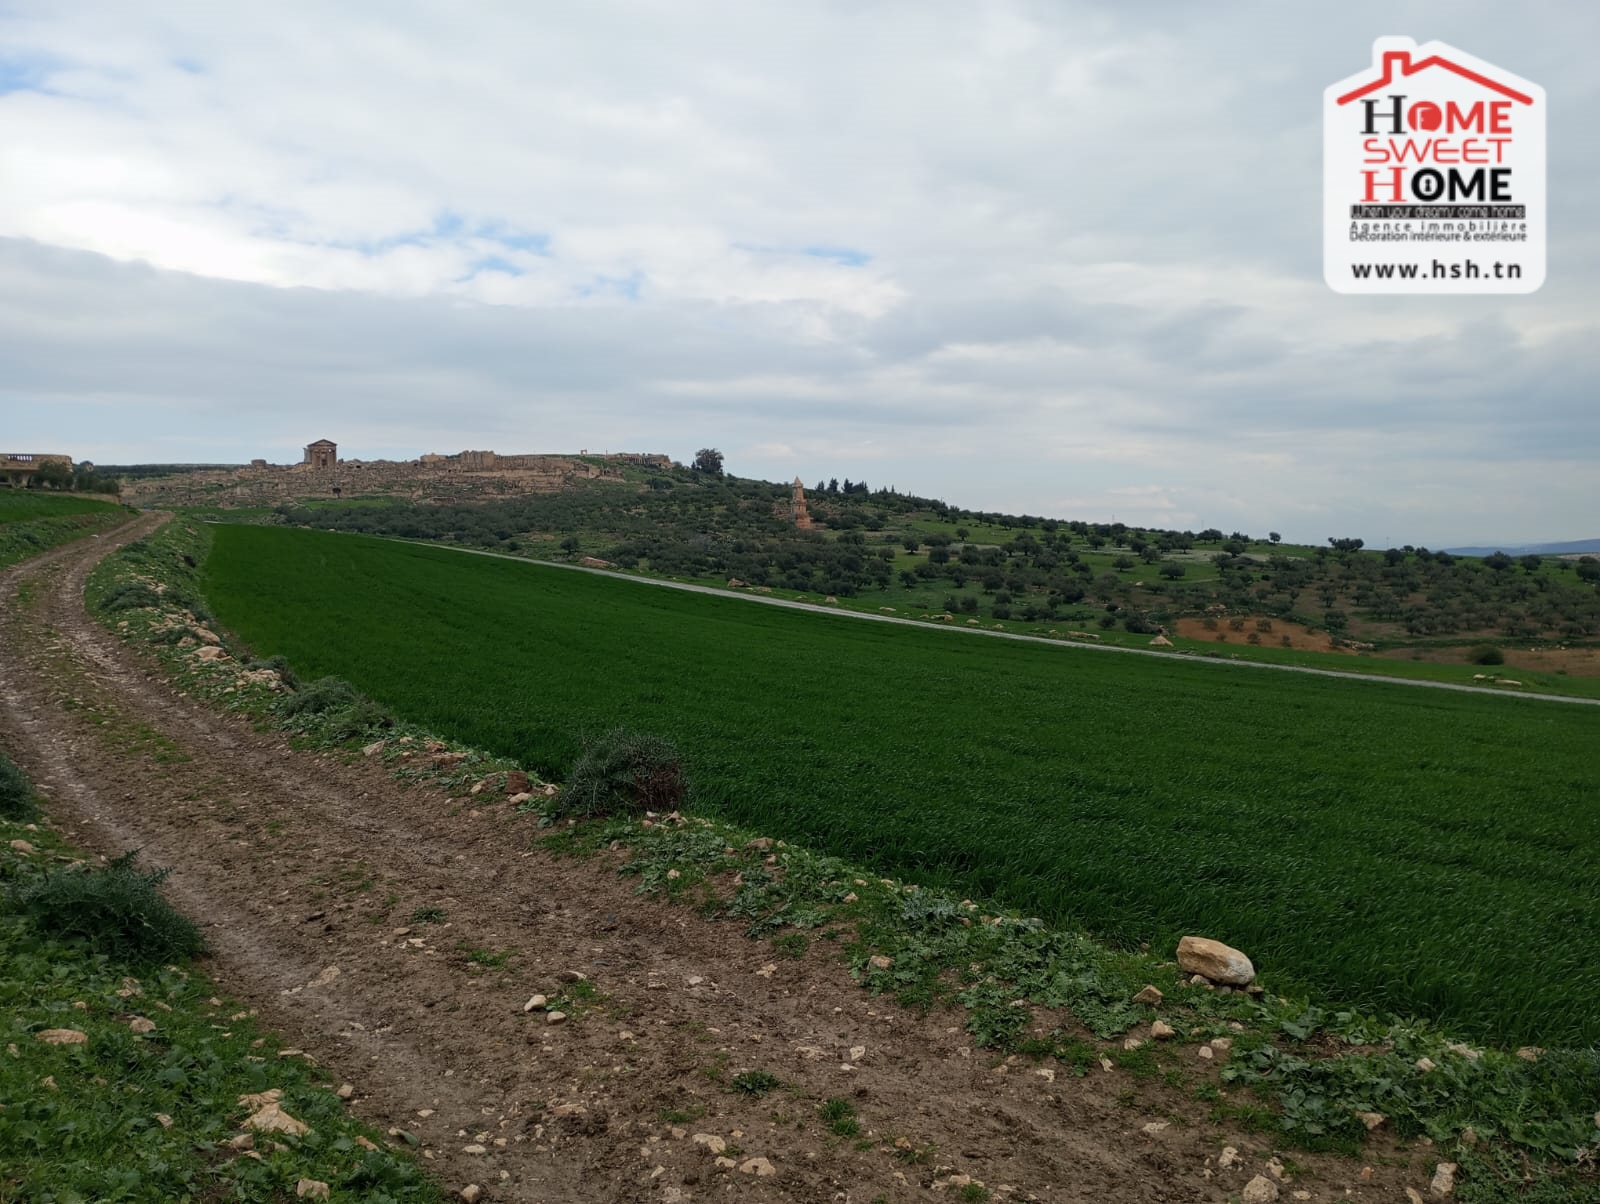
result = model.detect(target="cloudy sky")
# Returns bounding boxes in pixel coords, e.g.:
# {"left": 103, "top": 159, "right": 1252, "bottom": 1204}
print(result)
{"left": 2, "top": 1, "right": 1595, "bottom": 546}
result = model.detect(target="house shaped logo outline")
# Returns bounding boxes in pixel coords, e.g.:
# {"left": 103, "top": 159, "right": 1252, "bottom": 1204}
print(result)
{"left": 1336, "top": 46, "right": 1534, "bottom": 107}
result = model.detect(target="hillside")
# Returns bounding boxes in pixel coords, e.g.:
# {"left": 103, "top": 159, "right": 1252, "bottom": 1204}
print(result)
{"left": 265, "top": 469, "right": 1600, "bottom": 689}
{"left": 1445, "top": 538, "right": 1600, "bottom": 557}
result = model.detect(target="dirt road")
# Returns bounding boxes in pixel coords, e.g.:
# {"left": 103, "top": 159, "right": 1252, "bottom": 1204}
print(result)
{"left": 0, "top": 517, "right": 1419, "bottom": 1202}
{"left": 433, "top": 544, "right": 1600, "bottom": 708}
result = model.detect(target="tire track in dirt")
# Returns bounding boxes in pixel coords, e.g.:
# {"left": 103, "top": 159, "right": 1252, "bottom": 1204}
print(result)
{"left": 0, "top": 515, "right": 1418, "bottom": 1203}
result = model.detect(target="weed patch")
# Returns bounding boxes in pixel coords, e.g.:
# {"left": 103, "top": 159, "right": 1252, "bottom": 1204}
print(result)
{"left": 819, "top": 1097, "right": 859, "bottom": 1137}
{"left": 10, "top": 850, "right": 203, "bottom": 965}
{"left": 0, "top": 752, "right": 38, "bottom": 821}
{"left": 731, "top": 1070, "right": 782, "bottom": 1096}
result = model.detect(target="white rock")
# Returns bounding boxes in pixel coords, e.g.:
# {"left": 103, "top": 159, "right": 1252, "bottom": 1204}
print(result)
{"left": 1430, "top": 1162, "right": 1458, "bottom": 1198}
{"left": 459, "top": 1187, "right": 483, "bottom": 1203}
{"left": 244, "top": 1103, "right": 309, "bottom": 1136}
{"left": 1149, "top": 1020, "right": 1175, "bottom": 1040}
{"left": 523, "top": 994, "right": 548, "bottom": 1012}
{"left": 1176, "top": 936, "right": 1256, "bottom": 986}
{"left": 739, "top": 1157, "right": 776, "bottom": 1177}
{"left": 35, "top": 1029, "right": 88, "bottom": 1046}
{"left": 1218, "top": 1147, "right": 1241, "bottom": 1170}
{"left": 1242, "top": 1175, "right": 1279, "bottom": 1203}
{"left": 692, "top": 1133, "right": 727, "bottom": 1154}
{"left": 545, "top": 1011, "right": 567, "bottom": 1025}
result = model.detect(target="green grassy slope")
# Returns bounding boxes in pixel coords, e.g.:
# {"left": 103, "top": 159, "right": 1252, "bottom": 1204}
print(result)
{"left": 202, "top": 526, "right": 1600, "bottom": 1047}
{"left": 0, "top": 492, "right": 121, "bottom": 521}
{"left": 0, "top": 491, "right": 128, "bottom": 568}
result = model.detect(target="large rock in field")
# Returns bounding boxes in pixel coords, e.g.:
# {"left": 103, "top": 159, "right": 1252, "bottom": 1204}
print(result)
{"left": 1177, "top": 936, "right": 1255, "bottom": 986}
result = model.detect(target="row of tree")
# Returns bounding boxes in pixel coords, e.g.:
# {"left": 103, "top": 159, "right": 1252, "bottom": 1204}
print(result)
{"left": 274, "top": 467, "right": 1600, "bottom": 642}
{"left": 4, "top": 460, "right": 120, "bottom": 494}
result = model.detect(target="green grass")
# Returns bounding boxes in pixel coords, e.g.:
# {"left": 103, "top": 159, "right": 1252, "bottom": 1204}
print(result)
{"left": 0, "top": 491, "right": 129, "bottom": 568}
{"left": 0, "top": 491, "right": 121, "bottom": 521}
{"left": 201, "top": 527, "right": 1600, "bottom": 1047}
{"left": 629, "top": 563, "right": 1600, "bottom": 700}
{"left": 818, "top": 1097, "right": 859, "bottom": 1137}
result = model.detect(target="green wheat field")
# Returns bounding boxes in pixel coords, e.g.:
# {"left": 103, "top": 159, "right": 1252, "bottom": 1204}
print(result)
{"left": 202, "top": 526, "right": 1600, "bottom": 1047}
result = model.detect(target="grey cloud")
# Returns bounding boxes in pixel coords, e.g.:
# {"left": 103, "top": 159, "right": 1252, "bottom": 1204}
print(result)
{"left": 1, "top": 0, "right": 1596, "bottom": 547}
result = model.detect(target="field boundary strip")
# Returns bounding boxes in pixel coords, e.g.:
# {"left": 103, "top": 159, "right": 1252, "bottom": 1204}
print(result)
{"left": 363, "top": 533, "right": 1600, "bottom": 709}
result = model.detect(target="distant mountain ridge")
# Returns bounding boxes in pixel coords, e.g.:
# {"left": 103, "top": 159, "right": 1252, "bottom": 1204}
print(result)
{"left": 1443, "top": 538, "right": 1600, "bottom": 557}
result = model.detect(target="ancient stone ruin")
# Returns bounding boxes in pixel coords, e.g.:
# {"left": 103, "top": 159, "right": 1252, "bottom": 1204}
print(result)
{"left": 790, "top": 477, "right": 815, "bottom": 530}
{"left": 120, "top": 442, "right": 676, "bottom": 508}
{"left": 303, "top": 439, "right": 338, "bottom": 469}
{"left": 1, "top": 451, "right": 73, "bottom": 487}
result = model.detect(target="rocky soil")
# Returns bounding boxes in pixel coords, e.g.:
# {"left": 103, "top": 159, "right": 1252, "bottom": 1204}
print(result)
{"left": 0, "top": 515, "right": 1444, "bottom": 1202}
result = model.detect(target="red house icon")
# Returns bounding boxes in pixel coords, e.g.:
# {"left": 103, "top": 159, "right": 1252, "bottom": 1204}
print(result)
{"left": 1336, "top": 48, "right": 1534, "bottom": 107}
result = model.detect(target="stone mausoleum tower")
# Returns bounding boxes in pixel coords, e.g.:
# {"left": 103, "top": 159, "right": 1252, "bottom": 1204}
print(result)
{"left": 303, "top": 439, "right": 338, "bottom": 469}
{"left": 791, "top": 477, "right": 815, "bottom": 530}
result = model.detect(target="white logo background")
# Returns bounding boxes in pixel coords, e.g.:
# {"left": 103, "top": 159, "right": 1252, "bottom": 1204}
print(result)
{"left": 1324, "top": 37, "right": 1545, "bottom": 294}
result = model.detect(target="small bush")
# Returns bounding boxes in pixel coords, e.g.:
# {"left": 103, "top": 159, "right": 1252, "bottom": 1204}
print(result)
{"left": 279, "top": 675, "right": 360, "bottom": 717}
{"left": 557, "top": 728, "right": 688, "bottom": 819}
{"left": 246, "top": 654, "right": 300, "bottom": 690}
{"left": 12, "top": 851, "right": 203, "bottom": 964}
{"left": 100, "top": 582, "right": 162, "bottom": 612}
{"left": 1470, "top": 645, "right": 1505, "bottom": 666}
{"left": 319, "top": 698, "right": 395, "bottom": 742}
{"left": 0, "top": 752, "right": 38, "bottom": 821}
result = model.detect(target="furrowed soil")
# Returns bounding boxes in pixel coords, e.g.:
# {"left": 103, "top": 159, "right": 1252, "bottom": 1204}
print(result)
{"left": 0, "top": 515, "right": 1437, "bottom": 1203}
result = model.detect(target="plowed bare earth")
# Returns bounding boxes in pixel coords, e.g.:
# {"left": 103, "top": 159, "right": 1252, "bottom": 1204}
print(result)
{"left": 0, "top": 517, "right": 1425, "bottom": 1203}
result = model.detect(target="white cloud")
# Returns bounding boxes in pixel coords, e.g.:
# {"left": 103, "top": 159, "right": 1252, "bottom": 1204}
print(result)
{"left": 1, "top": 0, "right": 1596, "bottom": 546}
